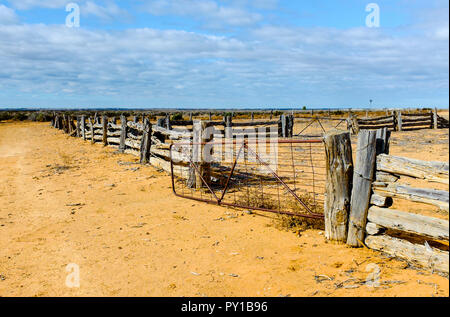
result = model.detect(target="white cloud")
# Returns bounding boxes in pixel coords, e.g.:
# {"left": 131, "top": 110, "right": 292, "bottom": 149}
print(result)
{"left": 7, "top": 0, "right": 71, "bottom": 10}
{"left": 0, "top": 1, "right": 448, "bottom": 107}
{"left": 142, "top": 0, "right": 262, "bottom": 27}
{"left": 0, "top": 20, "right": 447, "bottom": 106}
{"left": 0, "top": 4, "right": 19, "bottom": 24}
{"left": 82, "top": 1, "right": 130, "bottom": 21}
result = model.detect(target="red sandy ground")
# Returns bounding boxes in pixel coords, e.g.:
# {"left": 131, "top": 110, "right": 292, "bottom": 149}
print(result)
{"left": 0, "top": 121, "right": 448, "bottom": 297}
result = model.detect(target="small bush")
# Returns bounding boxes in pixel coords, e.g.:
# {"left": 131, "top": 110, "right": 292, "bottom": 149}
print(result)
{"left": 171, "top": 113, "right": 183, "bottom": 121}
{"left": 12, "top": 113, "right": 28, "bottom": 121}
{"left": 0, "top": 112, "right": 13, "bottom": 121}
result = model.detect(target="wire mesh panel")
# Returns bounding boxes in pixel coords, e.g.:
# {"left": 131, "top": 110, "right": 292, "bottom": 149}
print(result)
{"left": 293, "top": 117, "right": 348, "bottom": 137}
{"left": 170, "top": 138, "right": 326, "bottom": 219}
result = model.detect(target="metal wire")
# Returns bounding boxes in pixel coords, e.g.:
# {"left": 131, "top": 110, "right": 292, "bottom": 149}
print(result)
{"left": 170, "top": 138, "right": 326, "bottom": 219}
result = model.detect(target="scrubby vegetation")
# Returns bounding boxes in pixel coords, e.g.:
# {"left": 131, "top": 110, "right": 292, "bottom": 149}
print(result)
{"left": 0, "top": 111, "right": 53, "bottom": 122}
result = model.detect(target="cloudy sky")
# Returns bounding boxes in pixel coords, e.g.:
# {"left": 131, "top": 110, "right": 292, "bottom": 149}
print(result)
{"left": 0, "top": 0, "right": 448, "bottom": 109}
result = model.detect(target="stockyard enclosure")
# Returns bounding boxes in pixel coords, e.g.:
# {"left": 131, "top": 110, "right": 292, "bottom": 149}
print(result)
{"left": 0, "top": 109, "right": 449, "bottom": 297}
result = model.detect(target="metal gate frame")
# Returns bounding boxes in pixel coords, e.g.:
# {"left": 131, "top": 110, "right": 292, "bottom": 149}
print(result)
{"left": 170, "top": 139, "right": 325, "bottom": 219}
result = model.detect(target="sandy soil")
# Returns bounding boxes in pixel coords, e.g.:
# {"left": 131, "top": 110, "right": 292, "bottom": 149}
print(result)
{"left": 0, "top": 121, "right": 448, "bottom": 297}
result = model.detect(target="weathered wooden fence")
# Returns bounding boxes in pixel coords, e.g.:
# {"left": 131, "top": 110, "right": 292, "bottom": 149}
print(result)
{"left": 324, "top": 127, "right": 449, "bottom": 273}
{"left": 51, "top": 113, "right": 295, "bottom": 175}
{"left": 349, "top": 108, "right": 449, "bottom": 134}
{"left": 51, "top": 113, "right": 449, "bottom": 273}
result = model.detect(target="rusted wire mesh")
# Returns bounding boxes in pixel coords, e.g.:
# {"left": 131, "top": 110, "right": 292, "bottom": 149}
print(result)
{"left": 293, "top": 117, "right": 347, "bottom": 137}
{"left": 170, "top": 138, "right": 326, "bottom": 219}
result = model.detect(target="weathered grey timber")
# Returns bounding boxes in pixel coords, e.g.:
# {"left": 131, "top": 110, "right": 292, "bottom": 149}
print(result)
{"left": 323, "top": 131, "right": 353, "bottom": 243}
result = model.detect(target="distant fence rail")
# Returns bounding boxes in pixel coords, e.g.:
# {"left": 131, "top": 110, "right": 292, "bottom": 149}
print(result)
{"left": 350, "top": 109, "right": 448, "bottom": 133}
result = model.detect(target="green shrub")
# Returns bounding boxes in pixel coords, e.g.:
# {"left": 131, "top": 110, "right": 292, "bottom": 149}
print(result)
{"left": 171, "top": 113, "right": 183, "bottom": 120}
{"left": 12, "top": 113, "right": 28, "bottom": 121}
{"left": 0, "top": 112, "right": 13, "bottom": 121}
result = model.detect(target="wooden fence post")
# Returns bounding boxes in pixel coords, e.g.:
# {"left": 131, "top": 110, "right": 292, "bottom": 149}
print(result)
{"left": 81, "top": 115, "right": 86, "bottom": 140}
{"left": 67, "top": 115, "right": 72, "bottom": 135}
{"left": 324, "top": 131, "right": 353, "bottom": 243}
{"left": 189, "top": 120, "right": 212, "bottom": 189}
{"left": 375, "top": 127, "right": 390, "bottom": 155}
{"left": 279, "top": 114, "right": 287, "bottom": 137}
{"left": 58, "top": 115, "right": 63, "bottom": 130}
{"left": 433, "top": 108, "right": 438, "bottom": 129}
{"left": 62, "top": 114, "right": 67, "bottom": 132}
{"left": 287, "top": 115, "right": 294, "bottom": 137}
{"left": 225, "top": 115, "right": 232, "bottom": 139}
{"left": 89, "top": 117, "right": 94, "bottom": 144}
{"left": 102, "top": 115, "right": 108, "bottom": 146}
{"left": 165, "top": 115, "right": 172, "bottom": 130}
{"left": 140, "top": 118, "right": 152, "bottom": 164}
{"left": 119, "top": 114, "right": 127, "bottom": 152}
{"left": 347, "top": 129, "right": 378, "bottom": 247}
{"left": 76, "top": 116, "right": 81, "bottom": 137}
{"left": 349, "top": 114, "right": 360, "bottom": 135}
{"left": 396, "top": 111, "right": 402, "bottom": 131}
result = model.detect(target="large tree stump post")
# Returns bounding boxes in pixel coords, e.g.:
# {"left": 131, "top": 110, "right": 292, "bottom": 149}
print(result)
{"left": 140, "top": 118, "right": 152, "bottom": 164}
{"left": 347, "top": 130, "right": 378, "bottom": 247}
{"left": 324, "top": 131, "right": 353, "bottom": 243}
{"left": 102, "top": 115, "right": 108, "bottom": 146}
{"left": 119, "top": 114, "right": 127, "bottom": 152}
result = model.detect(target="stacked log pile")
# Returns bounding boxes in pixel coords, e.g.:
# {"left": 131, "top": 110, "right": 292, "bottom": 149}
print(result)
{"left": 365, "top": 154, "right": 449, "bottom": 273}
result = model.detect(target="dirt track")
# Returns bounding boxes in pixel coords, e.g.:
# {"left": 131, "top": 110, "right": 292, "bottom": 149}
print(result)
{"left": 0, "top": 122, "right": 448, "bottom": 297}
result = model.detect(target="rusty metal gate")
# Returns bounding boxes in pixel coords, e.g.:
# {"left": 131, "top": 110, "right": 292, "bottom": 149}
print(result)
{"left": 170, "top": 139, "right": 326, "bottom": 219}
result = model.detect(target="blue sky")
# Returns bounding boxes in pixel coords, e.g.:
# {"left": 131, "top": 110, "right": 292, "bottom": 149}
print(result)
{"left": 0, "top": 0, "right": 448, "bottom": 109}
